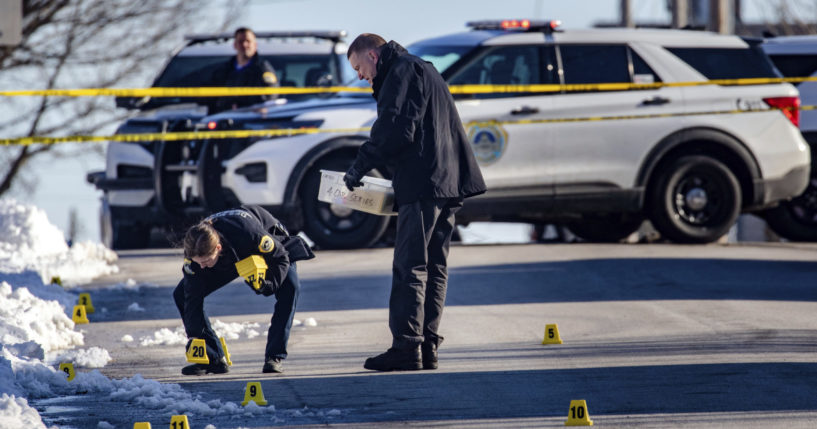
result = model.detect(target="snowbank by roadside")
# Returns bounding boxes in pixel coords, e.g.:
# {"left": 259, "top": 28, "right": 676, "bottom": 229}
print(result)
{"left": 0, "top": 199, "right": 119, "bottom": 428}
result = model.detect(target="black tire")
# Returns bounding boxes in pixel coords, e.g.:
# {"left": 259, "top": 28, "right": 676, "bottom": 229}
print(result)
{"left": 299, "top": 156, "right": 390, "bottom": 249}
{"left": 100, "top": 200, "right": 150, "bottom": 250}
{"left": 568, "top": 216, "right": 643, "bottom": 243}
{"left": 762, "top": 174, "right": 817, "bottom": 241}
{"left": 648, "top": 155, "right": 741, "bottom": 244}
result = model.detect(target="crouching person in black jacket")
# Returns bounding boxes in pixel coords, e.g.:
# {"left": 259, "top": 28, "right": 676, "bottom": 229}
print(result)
{"left": 173, "top": 205, "right": 314, "bottom": 375}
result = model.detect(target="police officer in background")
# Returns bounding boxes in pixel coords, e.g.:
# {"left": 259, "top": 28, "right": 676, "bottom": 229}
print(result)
{"left": 173, "top": 205, "right": 313, "bottom": 375}
{"left": 207, "top": 27, "right": 279, "bottom": 113}
{"left": 344, "top": 33, "right": 487, "bottom": 371}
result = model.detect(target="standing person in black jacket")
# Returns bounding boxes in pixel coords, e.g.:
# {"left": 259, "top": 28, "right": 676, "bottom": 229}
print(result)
{"left": 208, "top": 27, "right": 279, "bottom": 113}
{"left": 344, "top": 34, "right": 487, "bottom": 371}
{"left": 173, "top": 205, "right": 313, "bottom": 375}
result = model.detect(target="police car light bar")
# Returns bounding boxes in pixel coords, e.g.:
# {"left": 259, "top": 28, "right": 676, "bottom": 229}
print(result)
{"left": 466, "top": 20, "right": 562, "bottom": 33}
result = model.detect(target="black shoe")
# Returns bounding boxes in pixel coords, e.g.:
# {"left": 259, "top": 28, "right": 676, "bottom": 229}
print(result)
{"left": 363, "top": 347, "right": 422, "bottom": 371}
{"left": 181, "top": 360, "right": 229, "bottom": 376}
{"left": 421, "top": 342, "right": 438, "bottom": 370}
{"left": 262, "top": 358, "right": 283, "bottom": 374}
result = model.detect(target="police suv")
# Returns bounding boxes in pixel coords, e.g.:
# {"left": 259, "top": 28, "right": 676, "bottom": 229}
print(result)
{"left": 88, "top": 31, "right": 354, "bottom": 249}
{"left": 760, "top": 35, "right": 817, "bottom": 241}
{"left": 92, "top": 21, "right": 810, "bottom": 249}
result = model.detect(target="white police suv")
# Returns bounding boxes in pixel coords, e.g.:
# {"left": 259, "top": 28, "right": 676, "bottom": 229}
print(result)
{"left": 92, "top": 21, "right": 810, "bottom": 249}
{"left": 760, "top": 35, "right": 817, "bottom": 241}
{"left": 88, "top": 31, "right": 354, "bottom": 249}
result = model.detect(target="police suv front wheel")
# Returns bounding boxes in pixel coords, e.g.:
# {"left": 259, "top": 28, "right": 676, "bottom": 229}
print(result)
{"left": 299, "top": 164, "right": 390, "bottom": 250}
{"left": 648, "top": 155, "right": 741, "bottom": 244}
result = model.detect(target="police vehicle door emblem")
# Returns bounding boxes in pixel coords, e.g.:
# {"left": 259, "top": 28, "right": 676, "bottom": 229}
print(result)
{"left": 259, "top": 235, "right": 274, "bottom": 253}
{"left": 468, "top": 123, "right": 508, "bottom": 165}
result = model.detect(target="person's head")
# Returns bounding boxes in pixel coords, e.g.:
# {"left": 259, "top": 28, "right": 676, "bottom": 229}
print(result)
{"left": 233, "top": 27, "right": 258, "bottom": 64}
{"left": 183, "top": 220, "right": 223, "bottom": 268}
{"left": 347, "top": 33, "right": 386, "bottom": 85}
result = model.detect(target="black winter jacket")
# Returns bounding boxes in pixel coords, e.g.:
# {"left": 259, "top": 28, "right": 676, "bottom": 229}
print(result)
{"left": 208, "top": 55, "right": 278, "bottom": 113}
{"left": 351, "top": 41, "right": 486, "bottom": 207}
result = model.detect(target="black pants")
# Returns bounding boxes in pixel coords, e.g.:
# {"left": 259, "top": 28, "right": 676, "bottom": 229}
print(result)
{"left": 390, "top": 197, "right": 462, "bottom": 350}
{"left": 172, "top": 263, "right": 300, "bottom": 363}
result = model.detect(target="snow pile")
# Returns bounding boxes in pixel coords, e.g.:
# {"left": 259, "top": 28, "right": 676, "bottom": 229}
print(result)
{"left": 127, "top": 302, "right": 146, "bottom": 312}
{"left": 48, "top": 347, "right": 111, "bottom": 369}
{"left": 0, "top": 199, "right": 118, "bottom": 287}
{"left": 139, "top": 321, "right": 261, "bottom": 347}
{"left": 0, "top": 282, "right": 83, "bottom": 354}
{"left": 0, "top": 199, "right": 119, "bottom": 428}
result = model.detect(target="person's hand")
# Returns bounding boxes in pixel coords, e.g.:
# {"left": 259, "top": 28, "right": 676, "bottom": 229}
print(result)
{"left": 245, "top": 279, "right": 264, "bottom": 295}
{"left": 343, "top": 167, "right": 364, "bottom": 192}
{"left": 246, "top": 278, "right": 277, "bottom": 296}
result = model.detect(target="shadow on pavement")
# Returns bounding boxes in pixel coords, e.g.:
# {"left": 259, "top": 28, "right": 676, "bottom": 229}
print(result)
{"left": 82, "top": 257, "right": 817, "bottom": 322}
{"left": 172, "top": 361, "right": 817, "bottom": 426}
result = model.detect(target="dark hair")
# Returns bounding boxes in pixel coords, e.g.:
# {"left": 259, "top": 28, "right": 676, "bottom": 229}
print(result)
{"left": 347, "top": 33, "right": 387, "bottom": 59}
{"left": 234, "top": 27, "right": 255, "bottom": 38}
{"left": 183, "top": 220, "right": 220, "bottom": 259}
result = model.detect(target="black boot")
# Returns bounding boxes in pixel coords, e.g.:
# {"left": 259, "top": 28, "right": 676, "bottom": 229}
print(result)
{"left": 181, "top": 358, "right": 229, "bottom": 376}
{"left": 363, "top": 347, "right": 422, "bottom": 371}
{"left": 421, "top": 341, "right": 438, "bottom": 370}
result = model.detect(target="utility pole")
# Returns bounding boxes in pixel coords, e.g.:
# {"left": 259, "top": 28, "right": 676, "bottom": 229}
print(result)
{"left": 620, "top": 0, "right": 633, "bottom": 28}
{"left": 672, "top": 0, "right": 689, "bottom": 29}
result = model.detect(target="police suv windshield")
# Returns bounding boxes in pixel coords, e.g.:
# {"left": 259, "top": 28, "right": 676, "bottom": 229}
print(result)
{"left": 337, "top": 44, "right": 473, "bottom": 98}
{"left": 409, "top": 44, "right": 473, "bottom": 74}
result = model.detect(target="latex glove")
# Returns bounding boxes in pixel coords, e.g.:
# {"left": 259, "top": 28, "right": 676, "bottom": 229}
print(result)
{"left": 343, "top": 167, "right": 364, "bottom": 192}
{"left": 246, "top": 278, "right": 277, "bottom": 296}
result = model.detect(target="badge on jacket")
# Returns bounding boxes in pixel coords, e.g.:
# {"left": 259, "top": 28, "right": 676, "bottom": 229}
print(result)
{"left": 263, "top": 71, "right": 278, "bottom": 85}
{"left": 183, "top": 258, "right": 195, "bottom": 275}
{"left": 259, "top": 235, "right": 275, "bottom": 253}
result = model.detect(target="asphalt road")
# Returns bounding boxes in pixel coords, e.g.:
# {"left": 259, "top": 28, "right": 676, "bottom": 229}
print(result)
{"left": 33, "top": 242, "right": 817, "bottom": 428}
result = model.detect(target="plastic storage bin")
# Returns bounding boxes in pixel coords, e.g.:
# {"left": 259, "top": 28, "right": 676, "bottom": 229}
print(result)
{"left": 317, "top": 170, "right": 396, "bottom": 216}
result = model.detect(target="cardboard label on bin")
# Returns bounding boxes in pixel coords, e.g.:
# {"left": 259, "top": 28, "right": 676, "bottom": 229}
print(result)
{"left": 317, "top": 170, "right": 396, "bottom": 216}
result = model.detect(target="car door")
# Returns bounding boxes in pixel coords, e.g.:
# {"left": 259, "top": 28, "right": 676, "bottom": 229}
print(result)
{"left": 546, "top": 44, "right": 687, "bottom": 191}
{"left": 450, "top": 45, "right": 557, "bottom": 190}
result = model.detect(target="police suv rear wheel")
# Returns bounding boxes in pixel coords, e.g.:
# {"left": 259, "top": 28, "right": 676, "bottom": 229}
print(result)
{"left": 299, "top": 158, "right": 390, "bottom": 249}
{"left": 648, "top": 155, "right": 741, "bottom": 243}
{"left": 762, "top": 175, "right": 817, "bottom": 241}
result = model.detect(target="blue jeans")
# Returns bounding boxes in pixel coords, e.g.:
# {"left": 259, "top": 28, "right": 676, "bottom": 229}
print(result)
{"left": 265, "top": 263, "right": 300, "bottom": 360}
{"left": 173, "top": 262, "right": 300, "bottom": 363}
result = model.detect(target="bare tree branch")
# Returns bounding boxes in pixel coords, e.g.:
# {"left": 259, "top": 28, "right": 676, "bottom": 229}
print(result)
{"left": 0, "top": 0, "right": 242, "bottom": 198}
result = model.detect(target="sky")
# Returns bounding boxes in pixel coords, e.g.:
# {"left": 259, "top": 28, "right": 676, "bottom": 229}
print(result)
{"left": 20, "top": 0, "right": 787, "bottom": 243}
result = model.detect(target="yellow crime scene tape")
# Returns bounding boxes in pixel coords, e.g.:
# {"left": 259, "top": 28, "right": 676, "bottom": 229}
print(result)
{"left": 3, "top": 106, "right": 814, "bottom": 146}
{"left": 1, "top": 76, "right": 816, "bottom": 146}
{"left": 3, "top": 76, "right": 817, "bottom": 98}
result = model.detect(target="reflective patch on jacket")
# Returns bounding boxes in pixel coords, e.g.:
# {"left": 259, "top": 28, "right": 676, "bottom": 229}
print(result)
{"left": 259, "top": 235, "right": 275, "bottom": 253}
{"left": 263, "top": 71, "right": 278, "bottom": 85}
{"left": 183, "top": 258, "right": 195, "bottom": 275}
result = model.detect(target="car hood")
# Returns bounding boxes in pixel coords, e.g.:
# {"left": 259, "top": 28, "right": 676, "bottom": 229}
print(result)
{"left": 203, "top": 96, "right": 375, "bottom": 122}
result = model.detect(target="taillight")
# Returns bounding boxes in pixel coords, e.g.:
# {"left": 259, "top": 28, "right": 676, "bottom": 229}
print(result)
{"left": 764, "top": 96, "right": 800, "bottom": 128}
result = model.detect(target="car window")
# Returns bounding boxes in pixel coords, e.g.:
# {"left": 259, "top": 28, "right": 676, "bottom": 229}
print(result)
{"left": 262, "top": 54, "right": 337, "bottom": 87}
{"left": 153, "top": 56, "right": 227, "bottom": 87}
{"left": 767, "top": 54, "right": 817, "bottom": 81}
{"left": 631, "top": 48, "right": 663, "bottom": 83}
{"left": 667, "top": 46, "right": 780, "bottom": 79}
{"left": 448, "top": 45, "right": 554, "bottom": 98}
{"left": 408, "top": 44, "right": 473, "bottom": 74}
{"left": 560, "top": 44, "right": 630, "bottom": 84}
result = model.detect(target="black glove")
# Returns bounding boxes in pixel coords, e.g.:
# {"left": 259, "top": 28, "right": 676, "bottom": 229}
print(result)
{"left": 246, "top": 278, "right": 278, "bottom": 296}
{"left": 343, "top": 167, "right": 364, "bottom": 192}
